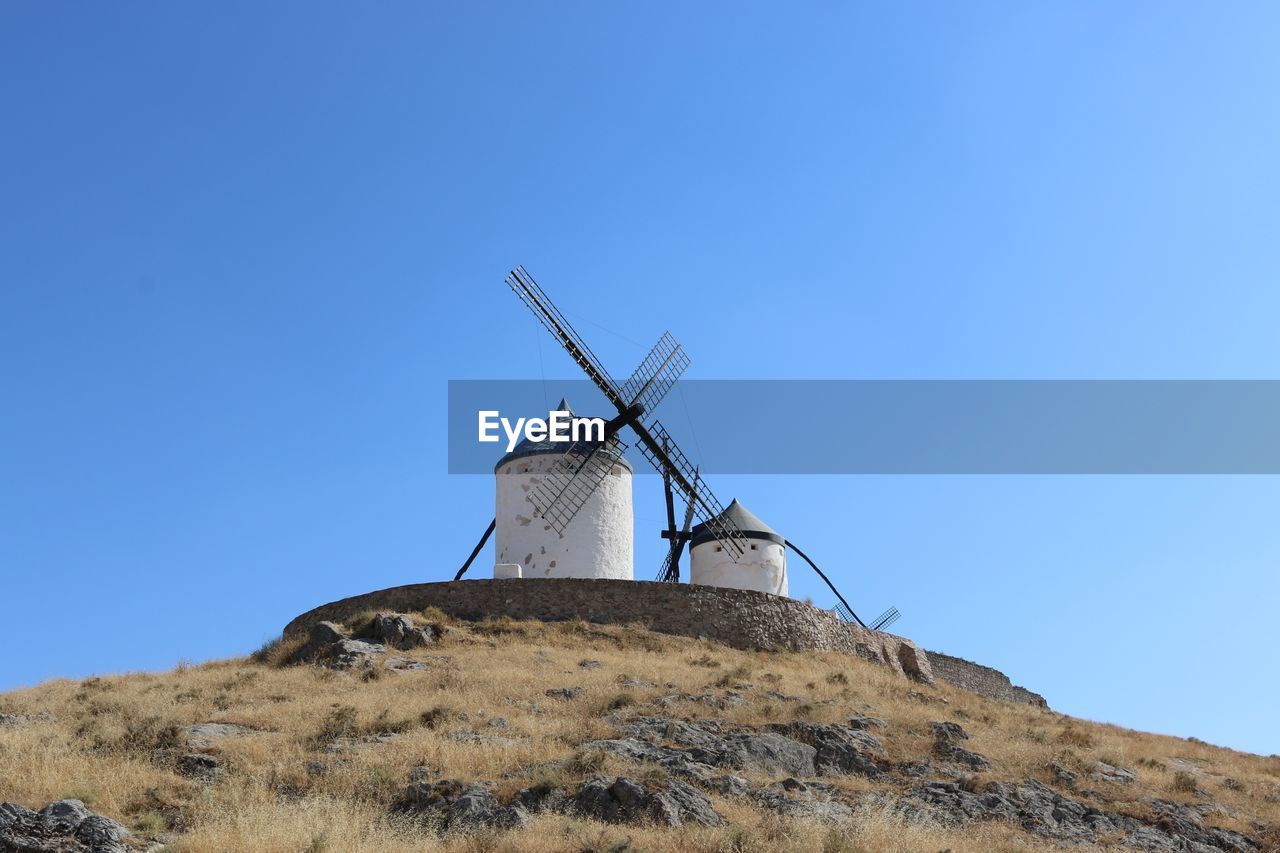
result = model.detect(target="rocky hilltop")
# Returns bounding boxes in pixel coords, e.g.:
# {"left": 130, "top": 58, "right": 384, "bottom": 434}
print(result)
{"left": 1, "top": 611, "right": 1276, "bottom": 852}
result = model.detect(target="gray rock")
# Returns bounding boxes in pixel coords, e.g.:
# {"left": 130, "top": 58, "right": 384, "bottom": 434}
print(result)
{"left": 327, "top": 732, "right": 401, "bottom": 753}
{"left": 930, "top": 721, "right": 989, "bottom": 771}
{"left": 1090, "top": 760, "right": 1137, "bottom": 785}
{"left": 650, "top": 779, "right": 724, "bottom": 827}
{"left": 391, "top": 779, "right": 529, "bottom": 831}
{"left": 901, "top": 759, "right": 933, "bottom": 778}
{"left": 0, "top": 802, "right": 35, "bottom": 827}
{"left": 0, "top": 712, "right": 50, "bottom": 728}
{"left": 178, "top": 752, "right": 223, "bottom": 781}
{"left": 656, "top": 692, "right": 746, "bottom": 710}
{"left": 620, "top": 678, "right": 656, "bottom": 688}
{"left": 0, "top": 799, "right": 129, "bottom": 853}
{"left": 768, "top": 722, "right": 885, "bottom": 777}
{"left": 578, "top": 660, "right": 602, "bottom": 669}
{"left": 369, "top": 613, "right": 438, "bottom": 650}
{"left": 934, "top": 740, "right": 990, "bottom": 771}
{"left": 184, "top": 722, "right": 257, "bottom": 749}
{"left": 847, "top": 715, "right": 887, "bottom": 730}
{"left": 752, "top": 778, "right": 855, "bottom": 823}
{"left": 307, "top": 621, "right": 347, "bottom": 645}
{"left": 38, "top": 799, "right": 92, "bottom": 834}
{"left": 74, "top": 814, "right": 130, "bottom": 849}
{"left": 626, "top": 716, "right": 726, "bottom": 749}
{"left": 544, "top": 687, "right": 583, "bottom": 701}
{"left": 384, "top": 657, "right": 428, "bottom": 672}
{"left": 930, "top": 721, "right": 969, "bottom": 743}
{"left": 515, "top": 783, "right": 573, "bottom": 815}
{"left": 290, "top": 622, "right": 386, "bottom": 669}
{"left": 1049, "top": 762, "right": 1077, "bottom": 789}
{"left": 900, "top": 778, "right": 1259, "bottom": 852}
{"left": 448, "top": 787, "right": 530, "bottom": 830}
{"left": 320, "top": 639, "right": 386, "bottom": 669}
{"left": 573, "top": 776, "right": 723, "bottom": 827}
{"left": 707, "top": 775, "right": 751, "bottom": 797}
{"left": 687, "top": 731, "right": 817, "bottom": 777}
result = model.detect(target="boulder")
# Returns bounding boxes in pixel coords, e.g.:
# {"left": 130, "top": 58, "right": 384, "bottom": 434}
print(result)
{"left": 687, "top": 732, "right": 817, "bottom": 777}
{"left": 846, "top": 715, "right": 887, "bottom": 730}
{"left": 934, "top": 741, "right": 990, "bottom": 771}
{"left": 573, "top": 776, "right": 722, "bottom": 827}
{"left": 184, "top": 722, "right": 257, "bottom": 750}
{"left": 930, "top": 721, "right": 989, "bottom": 771}
{"left": 289, "top": 622, "right": 386, "bottom": 669}
{"left": 318, "top": 639, "right": 386, "bottom": 669}
{"left": 74, "top": 815, "right": 130, "bottom": 849}
{"left": 38, "top": 799, "right": 92, "bottom": 834}
{"left": 369, "top": 613, "right": 439, "bottom": 650}
{"left": 768, "top": 722, "right": 885, "bottom": 777}
{"left": 1090, "top": 760, "right": 1137, "bottom": 785}
{"left": 307, "top": 621, "right": 346, "bottom": 645}
{"left": 390, "top": 779, "right": 529, "bottom": 831}
{"left": 626, "top": 716, "right": 726, "bottom": 749}
{"left": 930, "top": 721, "right": 969, "bottom": 743}
{"left": 0, "top": 799, "right": 129, "bottom": 853}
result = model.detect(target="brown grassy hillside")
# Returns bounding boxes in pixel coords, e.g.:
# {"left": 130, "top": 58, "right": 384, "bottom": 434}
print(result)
{"left": 1, "top": 612, "right": 1276, "bottom": 852}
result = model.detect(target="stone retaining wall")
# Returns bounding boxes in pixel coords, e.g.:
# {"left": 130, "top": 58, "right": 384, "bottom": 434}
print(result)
{"left": 925, "top": 650, "right": 1048, "bottom": 707}
{"left": 284, "top": 578, "right": 935, "bottom": 684}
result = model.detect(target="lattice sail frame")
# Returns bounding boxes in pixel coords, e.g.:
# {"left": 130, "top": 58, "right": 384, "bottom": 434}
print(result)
{"left": 639, "top": 421, "right": 747, "bottom": 561}
{"left": 528, "top": 435, "right": 629, "bottom": 535}
{"left": 620, "top": 331, "right": 690, "bottom": 417}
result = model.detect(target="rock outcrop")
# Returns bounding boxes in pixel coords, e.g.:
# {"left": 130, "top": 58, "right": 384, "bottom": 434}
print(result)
{"left": 0, "top": 799, "right": 129, "bottom": 853}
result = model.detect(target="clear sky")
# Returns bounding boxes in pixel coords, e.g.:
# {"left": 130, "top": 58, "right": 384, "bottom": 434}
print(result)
{"left": 3, "top": 3, "right": 1279, "bottom": 754}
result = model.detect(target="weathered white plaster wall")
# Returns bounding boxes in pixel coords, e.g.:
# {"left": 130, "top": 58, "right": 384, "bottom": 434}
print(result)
{"left": 690, "top": 538, "right": 788, "bottom": 597}
{"left": 494, "top": 454, "right": 633, "bottom": 580}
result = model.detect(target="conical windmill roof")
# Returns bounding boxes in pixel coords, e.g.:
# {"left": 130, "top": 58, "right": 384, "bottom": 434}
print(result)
{"left": 493, "top": 398, "right": 633, "bottom": 473}
{"left": 690, "top": 499, "right": 784, "bottom": 548}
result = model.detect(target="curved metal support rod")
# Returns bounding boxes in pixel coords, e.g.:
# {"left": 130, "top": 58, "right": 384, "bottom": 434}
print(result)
{"left": 783, "top": 538, "right": 867, "bottom": 628}
{"left": 455, "top": 518, "right": 496, "bottom": 581}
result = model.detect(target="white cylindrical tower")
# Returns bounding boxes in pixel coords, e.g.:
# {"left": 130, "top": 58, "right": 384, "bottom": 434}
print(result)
{"left": 689, "top": 499, "right": 788, "bottom": 597}
{"left": 493, "top": 399, "right": 634, "bottom": 580}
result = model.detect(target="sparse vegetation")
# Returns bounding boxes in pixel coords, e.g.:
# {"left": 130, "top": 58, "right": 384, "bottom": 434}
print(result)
{"left": 0, "top": 613, "right": 1274, "bottom": 852}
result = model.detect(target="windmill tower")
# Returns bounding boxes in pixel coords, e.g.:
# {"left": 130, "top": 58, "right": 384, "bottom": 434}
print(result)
{"left": 689, "top": 499, "right": 788, "bottom": 596}
{"left": 493, "top": 398, "right": 634, "bottom": 580}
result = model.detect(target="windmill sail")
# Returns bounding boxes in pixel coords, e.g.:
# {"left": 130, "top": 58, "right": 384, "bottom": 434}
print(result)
{"left": 528, "top": 434, "right": 629, "bottom": 535}
{"left": 636, "top": 420, "right": 747, "bottom": 561}
{"left": 620, "top": 331, "right": 690, "bottom": 416}
{"left": 504, "top": 266, "right": 626, "bottom": 408}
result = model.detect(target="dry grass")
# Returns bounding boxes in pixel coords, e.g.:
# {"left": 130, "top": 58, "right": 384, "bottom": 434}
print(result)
{"left": 1, "top": 611, "right": 1276, "bottom": 852}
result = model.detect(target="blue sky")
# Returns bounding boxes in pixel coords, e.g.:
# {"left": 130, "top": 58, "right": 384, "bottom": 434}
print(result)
{"left": 3, "top": 3, "right": 1279, "bottom": 754}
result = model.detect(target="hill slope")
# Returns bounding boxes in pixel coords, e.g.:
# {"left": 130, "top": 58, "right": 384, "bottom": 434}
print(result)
{"left": 1, "top": 612, "right": 1276, "bottom": 852}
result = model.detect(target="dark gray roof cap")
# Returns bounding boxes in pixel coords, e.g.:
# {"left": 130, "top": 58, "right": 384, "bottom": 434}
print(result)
{"left": 494, "top": 398, "right": 633, "bottom": 473}
{"left": 691, "top": 499, "right": 784, "bottom": 547}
